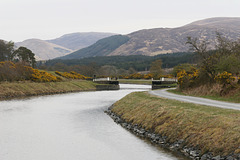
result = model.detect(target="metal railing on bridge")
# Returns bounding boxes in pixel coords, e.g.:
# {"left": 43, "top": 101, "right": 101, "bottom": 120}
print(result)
{"left": 159, "top": 77, "right": 178, "bottom": 82}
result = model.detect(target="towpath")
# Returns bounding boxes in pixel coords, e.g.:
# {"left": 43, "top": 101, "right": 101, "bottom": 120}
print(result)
{"left": 149, "top": 88, "right": 240, "bottom": 111}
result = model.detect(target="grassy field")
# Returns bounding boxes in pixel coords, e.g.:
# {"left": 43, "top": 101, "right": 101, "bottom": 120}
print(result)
{"left": 0, "top": 80, "right": 96, "bottom": 100}
{"left": 111, "top": 91, "right": 240, "bottom": 156}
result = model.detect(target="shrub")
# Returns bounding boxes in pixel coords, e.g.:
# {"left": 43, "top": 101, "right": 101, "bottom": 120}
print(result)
{"left": 0, "top": 61, "right": 62, "bottom": 83}
{"left": 119, "top": 73, "right": 174, "bottom": 80}
{"left": 0, "top": 61, "right": 33, "bottom": 81}
{"left": 55, "top": 71, "right": 87, "bottom": 80}
{"left": 215, "top": 71, "right": 236, "bottom": 85}
{"left": 143, "top": 73, "right": 154, "bottom": 79}
{"left": 214, "top": 71, "right": 237, "bottom": 95}
{"left": 177, "top": 68, "right": 199, "bottom": 90}
{"left": 31, "top": 69, "right": 62, "bottom": 82}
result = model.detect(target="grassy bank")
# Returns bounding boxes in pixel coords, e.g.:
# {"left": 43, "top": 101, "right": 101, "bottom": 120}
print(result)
{"left": 0, "top": 80, "right": 97, "bottom": 100}
{"left": 169, "top": 84, "right": 240, "bottom": 103}
{"left": 111, "top": 92, "right": 240, "bottom": 156}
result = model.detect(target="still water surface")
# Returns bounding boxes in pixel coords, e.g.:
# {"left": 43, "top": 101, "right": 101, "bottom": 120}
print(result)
{"left": 0, "top": 84, "right": 187, "bottom": 160}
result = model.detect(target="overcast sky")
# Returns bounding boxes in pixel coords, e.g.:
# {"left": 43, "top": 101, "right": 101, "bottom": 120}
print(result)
{"left": 1, "top": 0, "right": 240, "bottom": 42}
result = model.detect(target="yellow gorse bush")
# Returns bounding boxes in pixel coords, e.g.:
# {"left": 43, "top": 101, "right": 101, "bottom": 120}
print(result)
{"left": 215, "top": 71, "right": 236, "bottom": 84}
{"left": 178, "top": 69, "right": 239, "bottom": 90}
{"left": 0, "top": 61, "right": 15, "bottom": 66}
{"left": 177, "top": 70, "right": 187, "bottom": 85}
{"left": 119, "top": 73, "right": 154, "bottom": 79}
{"left": 55, "top": 71, "right": 86, "bottom": 80}
{"left": 177, "top": 68, "right": 199, "bottom": 89}
{"left": 0, "top": 61, "right": 61, "bottom": 82}
{"left": 31, "top": 69, "right": 62, "bottom": 82}
{"left": 130, "top": 73, "right": 143, "bottom": 79}
{"left": 119, "top": 73, "right": 173, "bottom": 80}
{"left": 143, "top": 73, "right": 154, "bottom": 79}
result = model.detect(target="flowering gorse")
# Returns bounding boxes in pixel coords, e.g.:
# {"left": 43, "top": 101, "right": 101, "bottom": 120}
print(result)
{"left": 215, "top": 71, "right": 236, "bottom": 85}
{"left": 30, "top": 69, "right": 62, "bottom": 82}
{"left": 55, "top": 71, "right": 86, "bottom": 80}
{"left": 177, "top": 68, "right": 199, "bottom": 89}
{"left": 0, "top": 61, "right": 62, "bottom": 82}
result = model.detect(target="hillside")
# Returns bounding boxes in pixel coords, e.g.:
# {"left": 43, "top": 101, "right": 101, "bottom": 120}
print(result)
{"left": 58, "top": 17, "right": 240, "bottom": 59}
{"left": 59, "top": 35, "right": 130, "bottom": 59}
{"left": 47, "top": 32, "right": 116, "bottom": 51}
{"left": 186, "top": 17, "right": 240, "bottom": 27}
{"left": 110, "top": 17, "right": 240, "bottom": 56}
{"left": 16, "top": 17, "right": 240, "bottom": 60}
{"left": 16, "top": 39, "right": 73, "bottom": 60}
{"left": 16, "top": 32, "right": 116, "bottom": 60}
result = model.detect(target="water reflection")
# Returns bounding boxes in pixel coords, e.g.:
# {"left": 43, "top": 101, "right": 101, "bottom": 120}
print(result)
{"left": 0, "top": 84, "right": 186, "bottom": 160}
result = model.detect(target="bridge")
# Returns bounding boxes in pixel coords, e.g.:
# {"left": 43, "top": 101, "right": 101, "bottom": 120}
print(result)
{"left": 93, "top": 77, "right": 119, "bottom": 90}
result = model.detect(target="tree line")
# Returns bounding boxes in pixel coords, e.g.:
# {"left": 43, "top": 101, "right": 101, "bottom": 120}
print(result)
{"left": 39, "top": 52, "right": 195, "bottom": 77}
{"left": 0, "top": 40, "right": 36, "bottom": 67}
{"left": 0, "top": 40, "right": 40, "bottom": 82}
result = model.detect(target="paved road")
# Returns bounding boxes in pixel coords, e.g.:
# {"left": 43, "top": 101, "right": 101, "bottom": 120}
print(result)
{"left": 149, "top": 88, "right": 240, "bottom": 111}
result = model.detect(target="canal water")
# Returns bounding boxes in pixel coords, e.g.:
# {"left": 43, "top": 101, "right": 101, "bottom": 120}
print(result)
{"left": 0, "top": 84, "right": 187, "bottom": 160}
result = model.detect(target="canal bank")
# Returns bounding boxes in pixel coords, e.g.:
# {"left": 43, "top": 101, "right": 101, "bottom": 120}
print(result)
{"left": 107, "top": 91, "right": 240, "bottom": 160}
{"left": 0, "top": 80, "right": 119, "bottom": 100}
{"left": 0, "top": 84, "right": 185, "bottom": 160}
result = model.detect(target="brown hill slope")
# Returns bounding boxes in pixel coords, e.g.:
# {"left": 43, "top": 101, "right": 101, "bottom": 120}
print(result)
{"left": 16, "top": 32, "right": 116, "bottom": 60}
{"left": 109, "top": 17, "right": 240, "bottom": 56}
{"left": 16, "top": 39, "right": 73, "bottom": 60}
{"left": 47, "top": 32, "right": 116, "bottom": 51}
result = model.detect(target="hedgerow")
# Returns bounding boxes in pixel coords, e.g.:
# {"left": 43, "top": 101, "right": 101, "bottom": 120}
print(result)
{"left": 0, "top": 61, "right": 62, "bottom": 82}
{"left": 29, "top": 68, "right": 62, "bottom": 82}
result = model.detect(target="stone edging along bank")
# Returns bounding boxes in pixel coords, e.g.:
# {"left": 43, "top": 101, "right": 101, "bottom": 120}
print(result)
{"left": 105, "top": 108, "right": 240, "bottom": 160}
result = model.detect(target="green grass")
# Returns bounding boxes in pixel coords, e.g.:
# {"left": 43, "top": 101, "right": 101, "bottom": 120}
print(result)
{"left": 0, "top": 80, "right": 97, "bottom": 100}
{"left": 168, "top": 89, "right": 240, "bottom": 103}
{"left": 167, "top": 89, "right": 186, "bottom": 95}
{"left": 44, "top": 70, "right": 69, "bottom": 81}
{"left": 112, "top": 92, "right": 240, "bottom": 156}
{"left": 158, "top": 83, "right": 178, "bottom": 87}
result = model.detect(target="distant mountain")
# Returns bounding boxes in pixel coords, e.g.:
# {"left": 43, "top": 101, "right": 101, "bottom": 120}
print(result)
{"left": 16, "top": 17, "right": 240, "bottom": 60}
{"left": 59, "top": 35, "right": 129, "bottom": 59}
{"left": 58, "top": 17, "right": 240, "bottom": 60}
{"left": 16, "top": 39, "right": 73, "bottom": 60}
{"left": 110, "top": 17, "right": 240, "bottom": 56}
{"left": 16, "top": 32, "right": 116, "bottom": 60}
{"left": 185, "top": 17, "right": 240, "bottom": 27}
{"left": 47, "top": 32, "right": 116, "bottom": 51}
